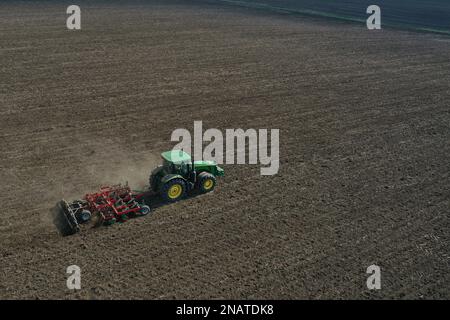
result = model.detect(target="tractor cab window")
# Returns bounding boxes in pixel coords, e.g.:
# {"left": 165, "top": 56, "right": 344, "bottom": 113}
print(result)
{"left": 180, "top": 162, "right": 189, "bottom": 176}
{"left": 163, "top": 159, "right": 191, "bottom": 175}
{"left": 163, "top": 159, "right": 174, "bottom": 173}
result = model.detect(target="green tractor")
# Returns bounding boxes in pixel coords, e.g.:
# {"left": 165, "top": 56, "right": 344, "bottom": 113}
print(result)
{"left": 149, "top": 150, "right": 224, "bottom": 202}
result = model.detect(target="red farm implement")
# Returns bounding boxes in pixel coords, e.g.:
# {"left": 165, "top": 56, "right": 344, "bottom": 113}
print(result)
{"left": 59, "top": 184, "right": 151, "bottom": 236}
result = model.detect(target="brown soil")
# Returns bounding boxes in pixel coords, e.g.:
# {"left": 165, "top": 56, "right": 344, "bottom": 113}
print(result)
{"left": 0, "top": 0, "right": 449, "bottom": 299}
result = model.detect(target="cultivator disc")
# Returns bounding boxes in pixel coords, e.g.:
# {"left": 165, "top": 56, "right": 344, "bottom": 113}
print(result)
{"left": 59, "top": 199, "right": 81, "bottom": 236}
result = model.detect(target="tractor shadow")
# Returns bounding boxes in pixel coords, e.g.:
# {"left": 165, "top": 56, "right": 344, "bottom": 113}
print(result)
{"left": 138, "top": 189, "right": 205, "bottom": 211}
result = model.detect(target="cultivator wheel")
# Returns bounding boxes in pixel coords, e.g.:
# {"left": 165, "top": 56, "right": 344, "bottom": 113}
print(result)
{"left": 139, "top": 205, "right": 151, "bottom": 216}
{"left": 78, "top": 210, "right": 92, "bottom": 223}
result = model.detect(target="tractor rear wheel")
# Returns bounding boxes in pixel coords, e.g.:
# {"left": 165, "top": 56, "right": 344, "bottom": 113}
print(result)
{"left": 197, "top": 172, "right": 216, "bottom": 194}
{"left": 161, "top": 179, "right": 186, "bottom": 202}
{"left": 149, "top": 165, "right": 163, "bottom": 192}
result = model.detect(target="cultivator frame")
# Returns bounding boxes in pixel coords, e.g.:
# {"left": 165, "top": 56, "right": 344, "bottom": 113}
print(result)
{"left": 59, "top": 184, "right": 151, "bottom": 236}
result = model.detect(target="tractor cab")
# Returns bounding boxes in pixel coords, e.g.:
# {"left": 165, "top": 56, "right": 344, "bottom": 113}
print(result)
{"left": 161, "top": 150, "right": 194, "bottom": 178}
{"left": 150, "top": 150, "right": 224, "bottom": 202}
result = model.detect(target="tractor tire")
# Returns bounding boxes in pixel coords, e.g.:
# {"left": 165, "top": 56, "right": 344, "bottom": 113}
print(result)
{"left": 149, "top": 165, "right": 163, "bottom": 192}
{"left": 197, "top": 172, "right": 216, "bottom": 194}
{"left": 161, "top": 178, "right": 186, "bottom": 203}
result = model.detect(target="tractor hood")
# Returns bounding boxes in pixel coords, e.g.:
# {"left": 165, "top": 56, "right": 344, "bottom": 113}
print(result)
{"left": 194, "top": 160, "right": 224, "bottom": 177}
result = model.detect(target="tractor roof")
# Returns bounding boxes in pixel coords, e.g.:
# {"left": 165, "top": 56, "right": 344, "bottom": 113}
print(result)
{"left": 161, "top": 150, "right": 191, "bottom": 164}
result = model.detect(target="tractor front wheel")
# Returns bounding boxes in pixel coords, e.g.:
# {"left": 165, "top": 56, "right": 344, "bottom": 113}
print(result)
{"left": 197, "top": 172, "right": 216, "bottom": 194}
{"left": 161, "top": 179, "right": 186, "bottom": 202}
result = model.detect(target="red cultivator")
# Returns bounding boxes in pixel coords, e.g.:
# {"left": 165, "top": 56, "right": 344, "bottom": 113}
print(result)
{"left": 59, "top": 184, "right": 151, "bottom": 236}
